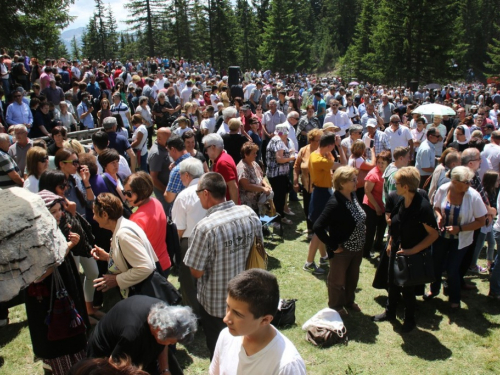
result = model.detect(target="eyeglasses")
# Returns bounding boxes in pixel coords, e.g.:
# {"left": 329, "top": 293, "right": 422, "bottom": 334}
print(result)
{"left": 40, "top": 156, "right": 49, "bottom": 162}
{"left": 58, "top": 183, "right": 68, "bottom": 190}
{"left": 391, "top": 120, "right": 400, "bottom": 124}
{"left": 331, "top": 104, "right": 338, "bottom": 107}
{"left": 457, "top": 180, "right": 473, "bottom": 186}
{"left": 61, "top": 159, "right": 80, "bottom": 166}
{"left": 292, "top": 117, "right": 300, "bottom": 120}
{"left": 122, "top": 190, "right": 133, "bottom": 198}
{"left": 196, "top": 188, "right": 211, "bottom": 194}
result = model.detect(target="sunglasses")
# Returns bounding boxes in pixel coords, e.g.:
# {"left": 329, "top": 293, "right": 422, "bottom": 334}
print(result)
{"left": 40, "top": 156, "right": 49, "bottom": 162}
{"left": 122, "top": 189, "right": 133, "bottom": 198}
{"left": 58, "top": 183, "right": 68, "bottom": 190}
{"left": 61, "top": 159, "right": 80, "bottom": 166}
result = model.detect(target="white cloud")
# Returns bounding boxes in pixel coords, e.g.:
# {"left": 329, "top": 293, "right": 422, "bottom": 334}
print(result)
{"left": 64, "top": 0, "right": 129, "bottom": 31}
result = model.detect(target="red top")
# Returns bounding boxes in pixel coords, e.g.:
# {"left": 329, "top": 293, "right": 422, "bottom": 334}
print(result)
{"left": 130, "top": 198, "right": 171, "bottom": 271}
{"left": 363, "top": 166, "right": 385, "bottom": 212}
{"left": 213, "top": 150, "right": 239, "bottom": 202}
{"left": 113, "top": 69, "right": 122, "bottom": 79}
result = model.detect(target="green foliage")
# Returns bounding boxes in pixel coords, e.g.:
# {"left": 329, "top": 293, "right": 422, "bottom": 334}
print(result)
{"left": 485, "top": 23, "right": 500, "bottom": 76}
{"left": 81, "top": 1, "right": 119, "bottom": 60}
{"left": 70, "top": 36, "right": 80, "bottom": 60}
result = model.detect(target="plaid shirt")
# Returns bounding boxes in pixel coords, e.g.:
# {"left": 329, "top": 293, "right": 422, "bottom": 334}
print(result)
{"left": 363, "top": 130, "right": 391, "bottom": 161}
{"left": 166, "top": 153, "right": 191, "bottom": 194}
{"left": 184, "top": 201, "right": 263, "bottom": 317}
{"left": 471, "top": 173, "right": 489, "bottom": 206}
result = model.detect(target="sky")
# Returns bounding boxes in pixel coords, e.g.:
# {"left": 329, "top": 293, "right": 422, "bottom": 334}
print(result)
{"left": 64, "top": 0, "right": 128, "bottom": 31}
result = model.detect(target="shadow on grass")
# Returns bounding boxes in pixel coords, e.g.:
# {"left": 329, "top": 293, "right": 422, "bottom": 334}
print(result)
{"left": 174, "top": 348, "right": 195, "bottom": 369}
{"left": 398, "top": 326, "right": 453, "bottom": 360}
{"left": 268, "top": 255, "right": 282, "bottom": 270}
{"left": 344, "top": 312, "right": 379, "bottom": 344}
{"left": 182, "top": 329, "right": 210, "bottom": 360}
{"left": 0, "top": 320, "right": 28, "bottom": 347}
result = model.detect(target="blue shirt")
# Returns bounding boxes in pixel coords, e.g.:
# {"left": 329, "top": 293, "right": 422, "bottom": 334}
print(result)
{"left": 6, "top": 101, "right": 33, "bottom": 126}
{"left": 166, "top": 153, "right": 191, "bottom": 194}
{"left": 107, "top": 131, "right": 131, "bottom": 157}
{"left": 77, "top": 102, "right": 95, "bottom": 129}
{"left": 87, "top": 82, "right": 101, "bottom": 99}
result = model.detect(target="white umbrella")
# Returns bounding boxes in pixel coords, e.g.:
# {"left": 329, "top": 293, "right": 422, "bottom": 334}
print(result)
{"left": 412, "top": 103, "right": 456, "bottom": 116}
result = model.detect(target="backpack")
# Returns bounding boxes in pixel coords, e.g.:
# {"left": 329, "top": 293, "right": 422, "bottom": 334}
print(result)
{"left": 121, "top": 69, "right": 128, "bottom": 82}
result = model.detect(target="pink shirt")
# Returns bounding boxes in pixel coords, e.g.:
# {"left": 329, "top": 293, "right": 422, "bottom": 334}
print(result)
{"left": 363, "top": 166, "right": 385, "bottom": 212}
{"left": 130, "top": 198, "right": 171, "bottom": 271}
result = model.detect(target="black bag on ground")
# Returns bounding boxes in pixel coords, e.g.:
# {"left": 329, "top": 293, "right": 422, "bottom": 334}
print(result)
{"left": 393, "top": 248, "right": 434, "bottom": 287}
{"left": 272, "top": 299, "right": 297, "bottom": 327}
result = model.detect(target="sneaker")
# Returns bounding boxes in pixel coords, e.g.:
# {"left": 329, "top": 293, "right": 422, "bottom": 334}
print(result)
{"left": 372, "top": 311, "right": 396, "bottom": 322}
{"left": 319, "top": 256, "right": 329, "bottom": 266}
{"left": 303, "top": 262, "right": 326, "bottom": 275}
{"left": 469, "top": 265, "right": 488, "bottom": 274}
{"left": 281, "top": 218, "right": 293, "bottom": 225}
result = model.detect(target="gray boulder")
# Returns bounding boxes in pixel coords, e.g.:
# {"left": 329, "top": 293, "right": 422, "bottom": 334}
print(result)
{"left": 0, "top": 187, "right": 67, "bottom": 302}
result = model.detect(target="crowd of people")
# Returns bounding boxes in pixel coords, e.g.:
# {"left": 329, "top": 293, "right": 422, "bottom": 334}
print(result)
{"left": 2, "top": 51, "right": 500, "bottom": 374}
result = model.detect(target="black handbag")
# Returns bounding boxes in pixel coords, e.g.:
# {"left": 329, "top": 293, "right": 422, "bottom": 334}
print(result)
{"left": 272, "top": 299, "right": 297, "bottom": 327}
{"left": 118, "top": 227, "right": 182, "bottom": 305}
{"left": 393, "top": 248, "right": 435, "bottom": 287}
{"left": 166, "top": 219, "right": 182, "bottom": 267}
{"left": 372, "top": 244, "right": 390, "bottom": 290}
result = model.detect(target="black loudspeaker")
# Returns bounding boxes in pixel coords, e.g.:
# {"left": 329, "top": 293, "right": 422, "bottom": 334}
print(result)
{"left": 228, "top": 66, "right": 240, "bottom": 87}
{"left": 410, "top": 80, "right": 419, "bottom": 93}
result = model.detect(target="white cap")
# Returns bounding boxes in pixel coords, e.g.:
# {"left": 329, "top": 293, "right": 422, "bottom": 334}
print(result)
{"left": 366, "top": 119, "right": 377, "bottom": 128}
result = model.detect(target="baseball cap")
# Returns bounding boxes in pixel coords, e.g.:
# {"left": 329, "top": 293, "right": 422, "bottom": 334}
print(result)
{"left": 323, "top": 122, "right": 340, "bottom": 132}
{"left": 241, "top": 104, "right": 251, "bottom": 111}
{"left": 366, "top": 119, "right": 377, "bottom": 128}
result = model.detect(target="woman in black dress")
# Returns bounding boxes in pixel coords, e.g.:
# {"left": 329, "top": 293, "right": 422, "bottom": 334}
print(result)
{"left": 25, "top": 190, "right": 89, "bottom": 375}
{"left": 372, "top": 167, "right": 439, "bottom": 332}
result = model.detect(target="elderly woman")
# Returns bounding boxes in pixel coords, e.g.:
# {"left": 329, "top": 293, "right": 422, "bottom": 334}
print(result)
{"left": 373, "top": 167, "right": 439, "bottom": 332}
{"left": 152, "top": 92, "right": 174, "bottom": 129}
{"left": 90, "top": 193, "right": 160, "bottom": 299}
{"left": 24, "top": 190, "right": 87, "bottom": 375}
{"left": 135, "top": 96, "right": 154, "bottom": 149}
{"left": 426, "top": 166, "right": 487, "bottom": 308}
{"left": 222, "top": 118, "right": 250, "bottom": 165}
{"left": 362, "top": 150, "right": 392, "bottom": 259}
{"left": 23, "top": 146, "right": 49, "bottom": 193}
{"left": 303, "top": 133, "right": 339, "bottom": 275}
{"left": 48, "top": 126, "right": 67, "bottom": 156}
{"left": 237, "top": 141, "right": 274, "bottom": 215}
{"left": 348, "top": 140, "right": 376, "bottom": 202}
{"left": 314, "top": 166, "right": 366, "bottom": 316}
{"left": 266, "top": 123, "right": 296, "bottom": 225}
{"left": 123, "top": 172, "right": 171, "bottom": 277}
{"left": 59, "top": 101, "right": 77, "bottom": 132}
{"left": 297, "top": 104, "right": 320, "bottom": 149}
{"left": 130, "top": 114, "right": 149, "bottom": 172}
{"left": 294, "top": 129, "right": 323, "bottom": 236}
{"left": 87, "top": 296, "right": 196, "bottom": 375}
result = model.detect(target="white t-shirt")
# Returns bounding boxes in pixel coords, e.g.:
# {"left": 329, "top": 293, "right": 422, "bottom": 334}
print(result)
{"left": 384, "top": 126, "right": 412, "bottom": 156}
{"left": 210, "top": 93, "right": 220, "bottom": 105}
{"left": 181, "top": 87, "right": 192, "bottom": 105}
{"left": 23, "top": 175, "right": 39, "bottom": 193}
{"left": 132, "top": 124, "right": 148, "bottom": 154}
{"left": 244, "top": 84, "right": 256, "bottom": 101}
{"left": 217, "top": 122, "right": 230, "bottom": 135}
{"left": 174, "top": 126, "right": 190, "bottom": 137}
{"left": 209, "top": 327, "right": 306, "bottom": 375}
{"left": 348, "top": 156, "right": 364, "bottom": 169}
{"left": 201, "top": 117, "right": 216, "bottom": 133}
{"left": 171, "top": 179, "right": 207, "bottom": 238}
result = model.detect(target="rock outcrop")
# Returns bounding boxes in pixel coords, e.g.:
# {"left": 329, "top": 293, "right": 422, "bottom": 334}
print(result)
{"left": 0, "top": 187, "right": 67, "bottom": 302}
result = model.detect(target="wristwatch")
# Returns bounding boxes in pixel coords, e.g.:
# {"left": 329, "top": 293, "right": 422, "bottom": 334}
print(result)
{"left": 160, "top": 369, "right": 170, "bottom": 374}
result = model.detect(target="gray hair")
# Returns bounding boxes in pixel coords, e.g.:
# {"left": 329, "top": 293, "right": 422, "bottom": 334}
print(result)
{"left": 349, "top": 125, "right": 363, "bottom": 134}
{"left": 103, "top": 117, "right": 118, "bottom": 127}
{"left": 148, "top": 302, "right": 197, "bottom": 345}
{"left": 461, "top": 148, "right": 480, "bottom": 166}
{"left": 158, "top": 92, "right": 166, "bottom": 99}
{"left": 448, "top": 165, "right": 474, "bottom": 182}
{"left": 222, "top": 106, "right": 238, "bottom": 122}
{"left": 179, "top": 158, "right": 204, "bottom": 178}
{"left": 139, "top": 96, "right": 149, "bottom": 104}
{"left": 287, "top": 111, "right": 299, "bottom": 119}
{"left": 202, "top": 133, "right": 224, "bottom": 149}
{"left": 269, "top": 99, "right": 277, "bottom": 106}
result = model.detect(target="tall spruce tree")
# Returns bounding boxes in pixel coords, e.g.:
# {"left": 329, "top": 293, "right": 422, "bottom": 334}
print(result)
{"left": 70, "top": 36, "right": 80, "bottom": 60}
{"left": 125, "top": 0, "right": 163, "bottom": 57}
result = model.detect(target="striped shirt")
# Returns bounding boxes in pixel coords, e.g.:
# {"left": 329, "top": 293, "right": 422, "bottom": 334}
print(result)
{"left": 184, "top": 201, "right": 263, "bottom": 317}
{"left": 0, "top": 150, "right": 20, "bottom": 188}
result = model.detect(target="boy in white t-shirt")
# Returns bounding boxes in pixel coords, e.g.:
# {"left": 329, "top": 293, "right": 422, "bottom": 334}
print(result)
{"left": 173, "top": 116, "right": 191, "bottom": 137}
{"left": 209, "top": 269, "right": 306, "bottom": 375}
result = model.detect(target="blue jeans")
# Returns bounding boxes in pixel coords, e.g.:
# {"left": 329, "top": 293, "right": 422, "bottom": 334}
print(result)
{"left": 490, "top": 231, "right": 500, "bottom": 295}
{"left": 430, "top": 236, "right": 467, "bottom": 304}
{"left": 472, "top": 230, "right": 495, "bottom": 266}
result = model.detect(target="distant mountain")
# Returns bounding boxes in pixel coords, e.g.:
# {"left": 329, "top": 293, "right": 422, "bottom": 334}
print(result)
{"left": 61, "top": 27, "right": 85, "bottom": 51}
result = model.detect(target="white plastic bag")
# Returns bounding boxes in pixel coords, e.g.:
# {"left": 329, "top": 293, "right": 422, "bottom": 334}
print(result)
{"left": 302, "top": 307, "right": 347, "bottom": 338}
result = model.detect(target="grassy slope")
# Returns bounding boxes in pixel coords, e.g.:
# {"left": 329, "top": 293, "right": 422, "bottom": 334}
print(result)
{"left": 1, "top": 199, "right": 500, "bottom": 374}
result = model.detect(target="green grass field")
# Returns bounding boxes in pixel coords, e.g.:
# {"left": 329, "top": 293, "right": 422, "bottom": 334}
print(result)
{"left": 1, "top": 199, "right": 500, "bottom": 374}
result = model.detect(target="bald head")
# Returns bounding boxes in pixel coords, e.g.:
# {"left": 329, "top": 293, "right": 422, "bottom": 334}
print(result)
{"left": 157, "top": 127, "right": 172, "bottom": 147}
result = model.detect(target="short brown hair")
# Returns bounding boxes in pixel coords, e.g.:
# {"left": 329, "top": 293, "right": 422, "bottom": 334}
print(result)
{"left": 78, "top": 153, "right": 98, "bottom": 176}
{"left": 351, "top": 140, "right": 366, "bottom": 158}
{"left": 94, "top": 193, "right": 123, "bottom": 221}
{"left": 394, "top": 166, "right": 420, "bottom": 193}
{"left": 308, "top": 128, "right": 323, "bottom": 142}
{"left": 393, "top": 146, "right": 409, "bottom": 160}
{"left": 228, "top": 118, "right": 242, "bottom": 131}
{"left": 376, "top": 150, "right": 392, "bottom": 165}
{"left": 123, "top": 171, "right": 154, "bottom": 202}
{"left": 131, "top": 113, "right": 143, "bottom": 125}
{"left": 240, "top": 141, "right": 259, "bottom": 158}
{"left": 333, "top": 166, "right": 358, "bottom": 191}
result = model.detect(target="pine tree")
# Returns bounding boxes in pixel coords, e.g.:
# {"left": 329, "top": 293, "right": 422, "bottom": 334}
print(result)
{"left": 259, "top": 0, "right": 305, "bottom": 73}
{"left": 235, "top": 0, "right": 259, "bottom": 69}
{"left": 485, "top": 23, "right": 500, "bottom": 76}
{"left": 125, "top": 0, "right": 163, "bottom": 57}
{"left": 71, "top": 36, "right": 80, "bottom": 60}
{"left": 106, "top": 3, "right": 119, "bottom": 59}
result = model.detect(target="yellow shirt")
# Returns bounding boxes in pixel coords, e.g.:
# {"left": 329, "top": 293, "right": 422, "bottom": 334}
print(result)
{"left": 308, "top": 151, "right": 335, "bottom": 188}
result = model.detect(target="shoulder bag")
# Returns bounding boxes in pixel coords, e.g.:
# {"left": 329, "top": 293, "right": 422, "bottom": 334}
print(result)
{"left": 245, "top": 236, "right": 267, "bottom": 270}
{"left": 118, "top": 227, "right": 181, "bottom": 305}
{"left": 393, "top": 247, "right": 435, "bottom": 287}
